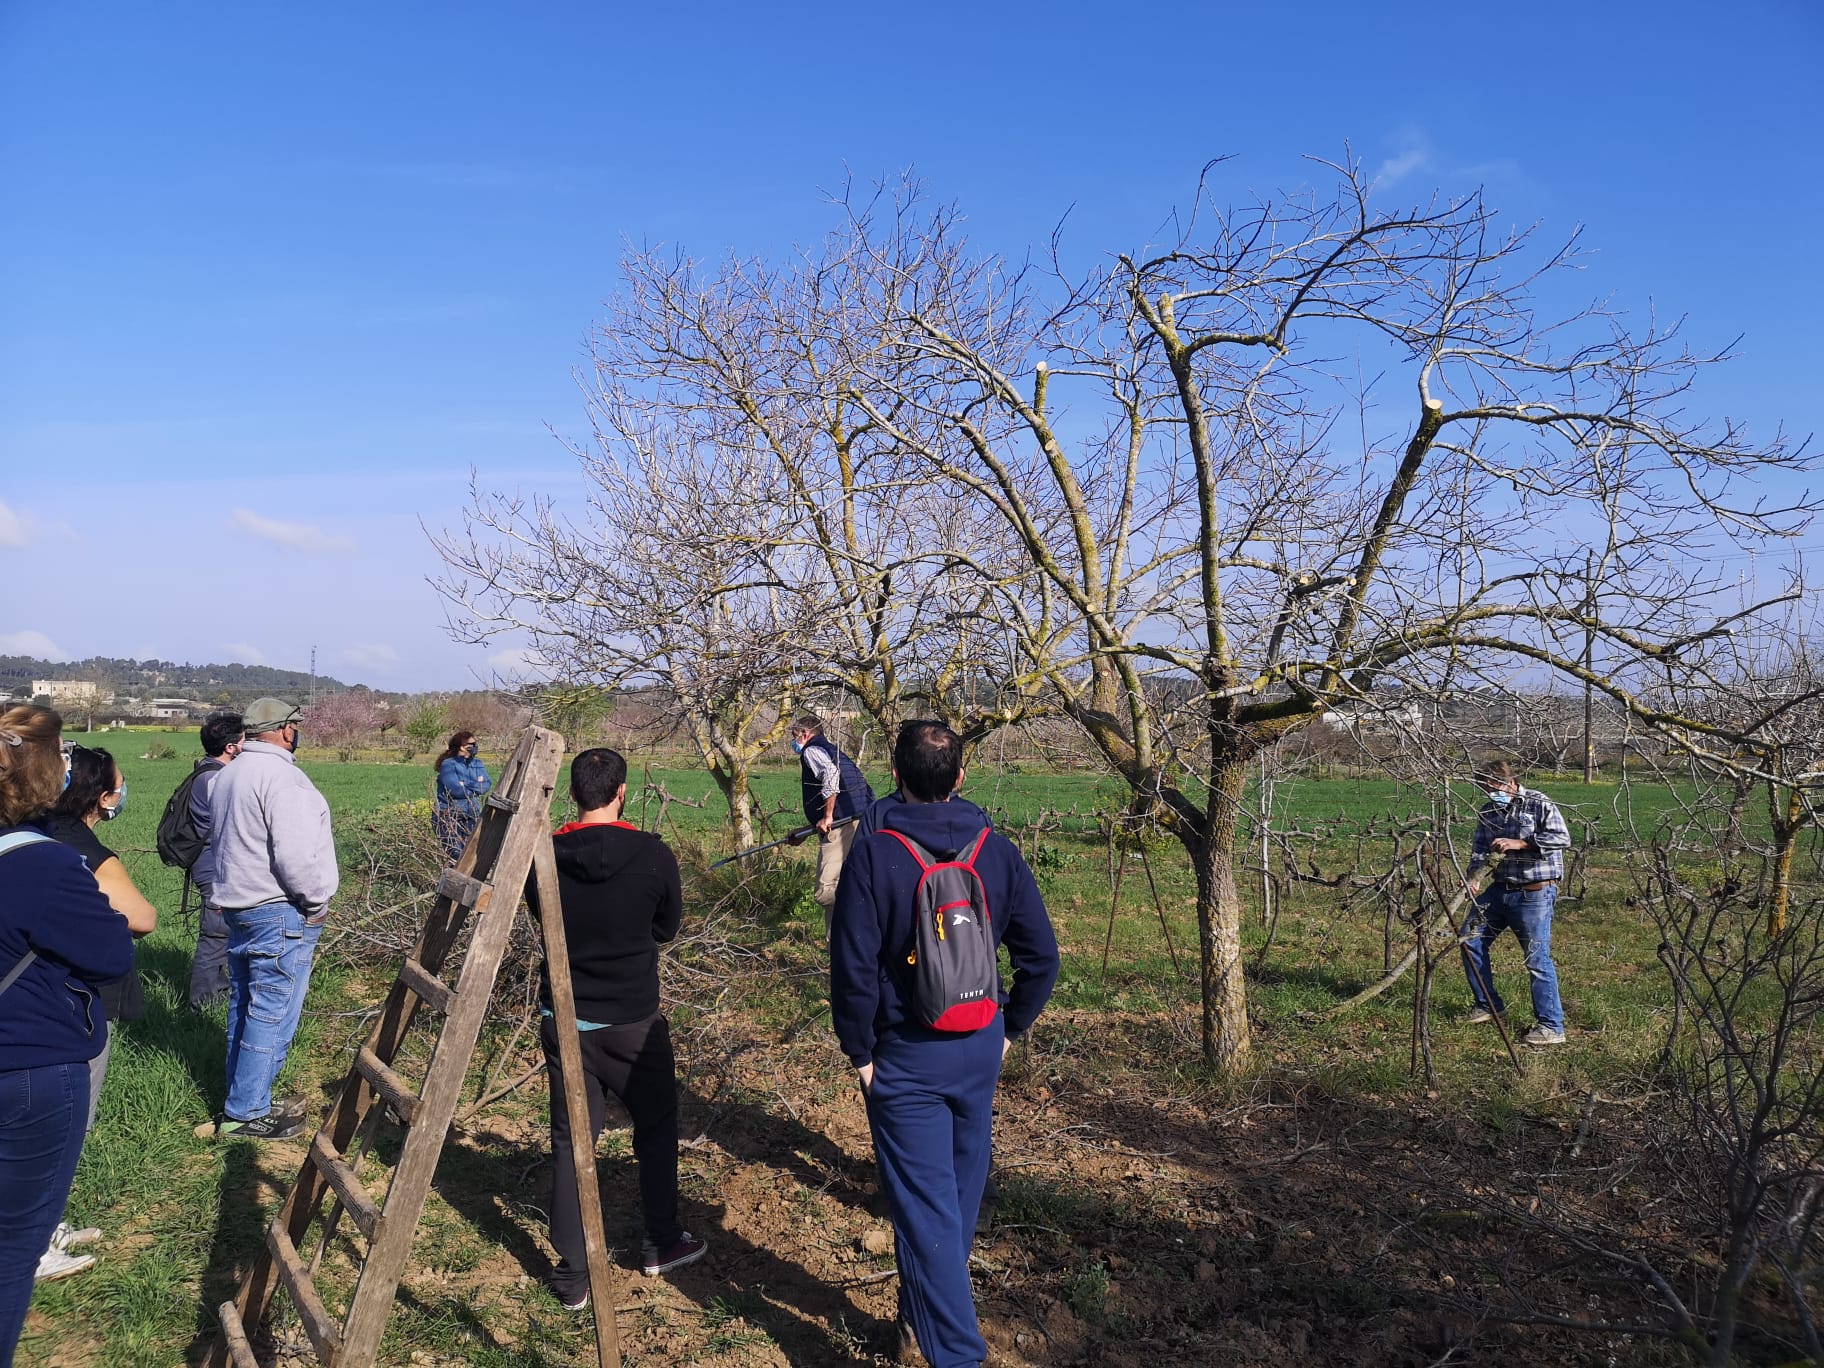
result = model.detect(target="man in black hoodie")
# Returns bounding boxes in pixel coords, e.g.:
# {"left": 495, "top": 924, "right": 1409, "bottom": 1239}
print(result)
{"left": 534, "top": 748, "right": 705, "bottom": 1310}
{"left": 831, "top": 721, "right": 1059, "bottom": 1367}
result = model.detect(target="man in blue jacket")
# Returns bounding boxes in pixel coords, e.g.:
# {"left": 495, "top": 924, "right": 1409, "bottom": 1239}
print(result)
{"left": 831, "top": 720, "right": 1059, "bottom": 1368}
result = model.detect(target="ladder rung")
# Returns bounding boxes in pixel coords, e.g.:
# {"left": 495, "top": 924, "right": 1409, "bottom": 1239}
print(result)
{"left": 484, "top": 791, "right": 519, "bottom": 813}
{"left": 435, "top": 869, "right": 489, "bottom": 908}
{"left": 397, "top": 956, "right": 455, "bottom": 1013}
{"left": 354, "top": 1045, "right": 421, "bottom": 1125}
{"left": 267, "top": 1220, "right": 342, "bottom": 1364}
{"left": 216, "top": 1299, "right": 260, "bottom": 1368}
{"left": 308, "top": 1133, "right": 383, "bottom": 1243}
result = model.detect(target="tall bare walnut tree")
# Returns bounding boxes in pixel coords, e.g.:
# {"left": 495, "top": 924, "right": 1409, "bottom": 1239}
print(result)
{"left": 436, "top": 229, "right": 1050, "bottom": 843}
{"left": 595, "top": 239, "right": 1052, "bottom": 742}
{"left": 830, "top": 164, "right": 1811, "bottom": 1070}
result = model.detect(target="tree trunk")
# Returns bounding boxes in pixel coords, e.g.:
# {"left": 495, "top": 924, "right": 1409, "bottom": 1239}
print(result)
{"left": 1187, "top": 759, "right": 1253, "bottom": 1073}
{"left": 1724, "top": 774, "right": 1753, "bottom": 853}
{"left": 705, "top": 755, "right": 758, "bottom": 850}
{"left": 1709, "top": 1219, "right": 1753, "bottom": 1367}
{"left": 1767, "top": 784, "right": 1803, "bottom": 939}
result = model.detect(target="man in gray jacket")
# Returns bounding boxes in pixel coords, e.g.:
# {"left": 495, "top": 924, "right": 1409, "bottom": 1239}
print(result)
{"left": 208, "top": 698, "right": 338, "bottom": 1139}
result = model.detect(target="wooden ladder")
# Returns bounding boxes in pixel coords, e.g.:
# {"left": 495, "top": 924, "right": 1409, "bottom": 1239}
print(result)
{"left": 208, "top": 725, "right": 620, "bottom": 1368}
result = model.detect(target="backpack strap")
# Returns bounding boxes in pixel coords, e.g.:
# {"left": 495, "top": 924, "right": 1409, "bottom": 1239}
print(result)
{"left": 0, "top": 831, "right": 51, "bottom": 999}
{"left": 957, "top": 829, "right": 991, "bottom": 869}
{"left": 884, "top": 830, "right": 933, "bottom": 870}
{"left": 0, "top": 831, "right": 50, "bottom": 858}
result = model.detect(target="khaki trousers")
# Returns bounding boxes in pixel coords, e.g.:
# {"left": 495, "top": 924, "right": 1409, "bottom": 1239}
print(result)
{"left": 815, "top": 820, "right": 860, "bottom": 915}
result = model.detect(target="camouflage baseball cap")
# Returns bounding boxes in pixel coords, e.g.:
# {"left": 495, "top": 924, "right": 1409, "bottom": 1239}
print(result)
{"left": 243, "top": 697, "right": 302, "bottom": 732}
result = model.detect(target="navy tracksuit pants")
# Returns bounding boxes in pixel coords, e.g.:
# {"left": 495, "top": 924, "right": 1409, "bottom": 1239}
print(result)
{"left": 865, "top": 1014, "right": 1004, "bottom": 1368}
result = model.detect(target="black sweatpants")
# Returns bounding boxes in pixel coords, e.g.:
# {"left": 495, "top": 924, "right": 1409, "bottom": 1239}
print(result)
{"left": 540, "top": 1012, "right": 682, "bottom": 1295}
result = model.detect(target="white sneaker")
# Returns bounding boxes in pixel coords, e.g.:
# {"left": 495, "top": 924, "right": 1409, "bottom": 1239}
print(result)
{"left": 1518, "top": 1025, "right": 1566, "bottom": 1046}
{"left": 53, "top": 1222, "right": 102, "bottom": 1251}
{"left": 35, "top": 1247, "right": 96, "bottom": 1282}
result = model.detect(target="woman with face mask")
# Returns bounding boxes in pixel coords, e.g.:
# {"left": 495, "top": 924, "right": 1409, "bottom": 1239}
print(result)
{"left": 0, "top": 709, "right": 133, "bottom": 1355}
{"left": 36, "top": 746, "right": 158, "bottom": 1281}
{"left": 432, "top": 731, "right": 492, "bottom": 862}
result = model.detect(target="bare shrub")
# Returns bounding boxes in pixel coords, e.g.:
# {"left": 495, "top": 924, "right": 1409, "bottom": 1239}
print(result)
{"left": 1643, "top": 834, "right": 1824, "bottom": 1363}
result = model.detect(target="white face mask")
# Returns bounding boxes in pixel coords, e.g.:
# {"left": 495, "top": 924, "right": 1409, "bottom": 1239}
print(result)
{"left": 1486, "top": 789, "right": 1512, "bottom": 807}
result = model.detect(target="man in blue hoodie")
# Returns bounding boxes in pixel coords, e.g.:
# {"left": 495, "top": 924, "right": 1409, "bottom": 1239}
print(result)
{"left": 831, "top": 720, "right": 1059, "bottom": 1368}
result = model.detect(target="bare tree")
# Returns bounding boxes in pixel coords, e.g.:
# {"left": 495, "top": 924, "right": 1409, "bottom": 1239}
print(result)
{"left": 825, "top": 163, "right": 1812, "bottom": 1070}
{"left": 62, "top": 683, "right": 109, "bottom": 733}
{"left": 593, "top": 238, "right": 1050, "bottom": 742}
{"left": 1656, "top": 623, "right": 1824, "bottom": 936}
{"left": 434, "top": 426, "right": 809, "bottom": 849}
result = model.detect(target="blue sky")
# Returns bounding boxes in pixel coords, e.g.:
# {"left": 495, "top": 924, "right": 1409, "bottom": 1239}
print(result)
{"left": 2, "top": 2, "right": 1819, "bottom": 690}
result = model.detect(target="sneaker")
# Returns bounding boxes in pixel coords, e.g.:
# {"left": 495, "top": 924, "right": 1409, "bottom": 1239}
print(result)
{"left": 1465, "top": 1007, "right": 1502, "bottom": 1025}
{"left": 896, "top": 1314, "right": 922, "bottom": 1364}
{"left": 52, "top": 1222, "right": 101, "bottom": 1251}
{"left": 213, "top": 1111, "right": 307, "bottom": 1140}
{"left": 643, "top": 1232, "right": 707, "bottom": 1276}
{"left": 35, "top": 1248, "right": 95, "bottom": 1282}
{"left": 1518, "top": 1025, "right": 1566, "bottom": 1046}
{"left": 557, "top": 1288, "right": 589, "bottom": 1312}
{"left": 273, "top": 1095, "right": 311, "bottom": 1121}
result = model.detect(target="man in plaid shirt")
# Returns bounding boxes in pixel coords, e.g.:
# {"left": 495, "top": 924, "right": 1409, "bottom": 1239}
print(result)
{"left": 1461, "top": 760, "right": 1571, "bottom": 1046}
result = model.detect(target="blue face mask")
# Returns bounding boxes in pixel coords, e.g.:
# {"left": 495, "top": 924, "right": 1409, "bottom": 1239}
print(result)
{"left": 100, "top": 780, "right": 127, "bottom": 820}
{"left": 1486, "top": 789, "right": 1512, "bottom": 807}
{"left": 791, "top": 739, "right": 805, "bottom": 755}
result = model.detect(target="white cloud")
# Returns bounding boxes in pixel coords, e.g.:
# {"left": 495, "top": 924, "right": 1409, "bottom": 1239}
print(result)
{"left": 486, "top": 646, "right": 551, "bottom": 679}
{"left": 342, "top": 643, "right": 401, "bottom": 672}
{"left": 0, "top": 629, "right": 69, "bottom": 660}
{"left": 1375, "top": 145, "right": 1432, "bottom": 187}
{"left": 230, "top": 508, "right": 355, "bottom": 554}
{"left": 0, "top": 501, "right": 32, "bottom": 547}
{"left": 223, "top": 642, "right": 267, "bottom": 665}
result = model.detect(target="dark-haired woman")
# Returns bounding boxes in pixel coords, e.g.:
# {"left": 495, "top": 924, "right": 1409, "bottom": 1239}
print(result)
{"left": 0, "top": 707, "right": 133, "bottom": 1361}
{"left": 34, "top": 746, "right": 157, "bottom": 1282}
{"left": 433, "top": 731, "right": 491, "bottom": 862}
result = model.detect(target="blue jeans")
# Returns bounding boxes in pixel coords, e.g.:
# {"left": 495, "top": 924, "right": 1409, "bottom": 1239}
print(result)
{"left": 1461, "top": 883, "right": 1565, "bottom": 1031}
{"left": 224, "top": 901, "right": 323, "bottom": 1122}
{"left": 0, "top": 1061, "right": 90, "bottom": 1362}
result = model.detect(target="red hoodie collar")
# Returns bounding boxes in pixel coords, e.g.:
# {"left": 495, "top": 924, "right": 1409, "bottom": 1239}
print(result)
{"left": 553, "top": 819, "right": 640, "bottom": 836}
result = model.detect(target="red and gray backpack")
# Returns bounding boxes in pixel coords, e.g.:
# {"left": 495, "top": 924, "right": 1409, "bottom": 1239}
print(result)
{"left": 884, "top": 827, "right": 1001, "bottom": 1032}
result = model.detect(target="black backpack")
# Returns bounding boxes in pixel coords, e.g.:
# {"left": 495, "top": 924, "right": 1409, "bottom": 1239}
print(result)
{"left": 156, "top": 759, "right": 218, "bottom": 870}
{"left": 882, "top": 828, "right": 1001, "bottom": 1032}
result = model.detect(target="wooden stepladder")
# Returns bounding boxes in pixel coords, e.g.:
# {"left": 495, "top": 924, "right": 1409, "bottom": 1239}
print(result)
{"left": 210, "top": 725, "right": 620, "bottom": 1368}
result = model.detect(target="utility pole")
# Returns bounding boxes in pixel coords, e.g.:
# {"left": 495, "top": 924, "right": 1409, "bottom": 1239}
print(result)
{"left": 1582, "top": 552, "right": 1596, "bottom": 783}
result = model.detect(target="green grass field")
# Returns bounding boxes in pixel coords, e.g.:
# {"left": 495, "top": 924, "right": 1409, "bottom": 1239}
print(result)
{"left": 16, "top": 741, "right": 1807, "bottom": 1364}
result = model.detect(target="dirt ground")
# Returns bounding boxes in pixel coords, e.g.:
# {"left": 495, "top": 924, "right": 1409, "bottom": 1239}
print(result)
{"left": 197, "top": 1007, "right": 1739, "bottom": 1367}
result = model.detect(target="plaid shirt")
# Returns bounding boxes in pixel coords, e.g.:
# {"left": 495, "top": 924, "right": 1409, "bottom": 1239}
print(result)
{"left": 1467, "top": 786, "right": 1570, "bottom": 885}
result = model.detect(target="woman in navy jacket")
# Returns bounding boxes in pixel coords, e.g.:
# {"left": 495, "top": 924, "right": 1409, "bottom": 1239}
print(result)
{"left": 432, "top": 731, "right": 492, "bottom": 861}
{"left": 0, "top": 706, "right": 134, "bottom": 1363}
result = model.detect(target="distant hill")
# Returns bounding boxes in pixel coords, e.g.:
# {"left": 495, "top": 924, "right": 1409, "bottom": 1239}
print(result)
{"left": 0, "top": 654, "right": 355, "bottom": 702}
